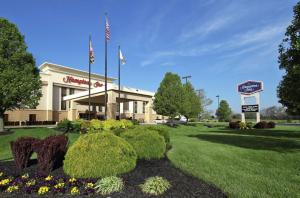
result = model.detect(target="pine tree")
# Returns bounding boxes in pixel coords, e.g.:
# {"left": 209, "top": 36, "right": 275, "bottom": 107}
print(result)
{"left": 0, "top": 18, "right": 42, "bottom": 132}
{"left": 216, "top": 100, "right": 232, "bottom": 122}
{"left": 277, "top": 2, "right": 300, "bottom": 115}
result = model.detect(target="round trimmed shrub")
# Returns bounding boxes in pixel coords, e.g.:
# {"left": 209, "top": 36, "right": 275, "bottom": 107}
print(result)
{"left": 141, "top": 125, "right": 170, "bottom": 149}
{"left": 120, "top": 128, "right": 166, "bottom": 160}
{"left": 63, "top": 132, "right": 137, "bottom": 178}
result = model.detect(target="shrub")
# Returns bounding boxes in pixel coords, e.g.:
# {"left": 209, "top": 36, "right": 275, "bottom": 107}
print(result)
{"left": 80, "top": 120, "right": 91, "bottom": 134}
{"left": 71, "top": 119, "right": 85, "bottom": 133}
{"left": 239, "top": 122, "right": 247, "bottom": 130}
{"left": 94, "top": 176, "right": 124, "bottom": 195}
{"left": 63, "top": 132, "right": 137, "bottom": 178}
{"left": 89, "top": 119, "right": 103, "bottom": 133}
{"left": 10, "top": 137, "right": 40, "bottom": 171}
{"left": 57, "top": 119, "right": 72, "bottom": 132}
{"left": 254, "top": 121, "right": 269, "bottom": 129}
{"left": 268, "top": 121, "right": 276, "bottom": 128}
{"left": 119, "top": 119, "right": 134, "bottom": 129}
{"left": 140, "top": 176, "right": 171, "bottom": 196}
{"left": 142, "top": 125, "right": 171, "bottom": 150}
{"left": 120, "top": 128, "right": 166, "bottom": 160}
{"left": 33, "top": 135, "right": 68, "bottom": 174}
{"left": 246, "top": 122, "right": 253, "bottom": 129}
{"left": 229, "top": 121, "right": 240, "bottom": 129}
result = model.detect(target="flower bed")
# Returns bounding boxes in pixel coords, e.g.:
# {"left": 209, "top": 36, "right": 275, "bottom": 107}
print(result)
{"left": 0, "top": 158, "right": 227, "bottom": 197}
{"left": 0, "top": 172, "right": 96, "bottom": 196}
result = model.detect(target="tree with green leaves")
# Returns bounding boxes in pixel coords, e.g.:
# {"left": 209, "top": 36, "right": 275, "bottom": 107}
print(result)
{"left": 216, "top": 100, "right": 232, "bottom": 122}
{"left": 0, "top": 18, "right": 42, "bottom": 132}
{"left": 180, "top": 82, "right": 202, "bottom": 122}
{"left": 153, "top": 72, "right": 183, "bottom": 120}
{"left": 277, "top": 2, "right": 300, "bottom": 115}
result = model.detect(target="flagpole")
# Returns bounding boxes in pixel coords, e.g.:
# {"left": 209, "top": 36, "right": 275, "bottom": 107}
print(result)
{"left": 88, "top": 35, "right": 91, "bottom": 120}
{"left": 118, "top": 45, "right": 121, "bottom": 120}
{"left": 104, "top": 14, "right": 108, "bottom": 120}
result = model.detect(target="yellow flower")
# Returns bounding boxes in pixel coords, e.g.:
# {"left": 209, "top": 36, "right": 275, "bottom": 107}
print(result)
{"left": 0, "top": 178, "right": 11, "bottom": 186}
{"left": 70, "top": 186, "right": 79, "bottom": 195}
{"left": 26, "top": 179, "right": 36, "bottom": 187}
{"left": 21, "top": 173, "right": 29, "bottom": 179}
{"left": 85, "top": 182, "right": 94, "bottom": 189}
{"left": 6, "top": 185, "right": 18, "bottom": 193}
{"left": 69, "top": 178, "right": 77, "bottom": 183}
{"left": 54, "top": 182, "right": 65, "bottom": 189}
{"left": 0, "top": 172, "right": 3, "bottom": 177}
{"left": 45, "top": 175, "right": 53, "bottom": 181}
{"left": 38, "top": 186, "right": 49, "bottom": 195}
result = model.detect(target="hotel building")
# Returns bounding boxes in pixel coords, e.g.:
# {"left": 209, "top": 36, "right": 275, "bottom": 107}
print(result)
{"left": 4, "top": 62, "right": 159, "bottom": 124}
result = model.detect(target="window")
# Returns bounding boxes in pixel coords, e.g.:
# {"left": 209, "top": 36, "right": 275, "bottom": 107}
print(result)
{"left": 4, "top": 114, "right": 8, "bottom": 122}
{"left": 134, "top": 101, "right": 138, "bottom": 114}
{"left": 92, "top": 105, "right": 96, "bottom": 112}
{"left": 61, "top": 87, "right": 67, "bottom": 110}
{"left": 69, "top": 88, "right": 75, "bottom": 95}
{"left": 123, "top": 102, "right": 129, "bottom": 111}
{"left": 143, "top": 102, "right": 147, "bottom": 113}
{"left": 29, "top": 114, "right": 36, "bottom": 122}
{"left": 98, "top": 105, "right": 103, "bottom": 112}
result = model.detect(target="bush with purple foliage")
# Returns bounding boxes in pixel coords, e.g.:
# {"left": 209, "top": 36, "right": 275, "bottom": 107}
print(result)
{"left": 10, "top": 137, "right": 39, "bottom": 171}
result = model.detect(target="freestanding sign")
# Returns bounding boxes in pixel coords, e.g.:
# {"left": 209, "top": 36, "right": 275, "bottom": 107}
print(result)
{"left": 237, "top": 81, "right": 263, "bottom": 123}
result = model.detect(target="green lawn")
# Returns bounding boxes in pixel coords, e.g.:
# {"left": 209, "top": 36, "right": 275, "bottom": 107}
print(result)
{"left": 1, "top": 125, "right": 299, "bottom": 198}
{"left": 0, "top": 128, "right": 79, "bottom": 161}
{"left": 167, "top": 124, "right": 300, "bottom": 198}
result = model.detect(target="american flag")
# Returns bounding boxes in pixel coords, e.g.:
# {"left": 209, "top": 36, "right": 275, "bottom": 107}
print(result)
{"left": 89, "top": 39, "right": 94, "bottom": 64}
{"left": 105, "top": 17, "right": 110, "bottom": 41}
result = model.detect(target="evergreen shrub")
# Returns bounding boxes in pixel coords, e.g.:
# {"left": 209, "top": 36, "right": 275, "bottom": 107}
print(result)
{"left": 63, "top": 132, "right": 137, "bottom": 178}
{"left": 120, "top": 128, "right": 166, "bottom": 160}
{"left": 141, "top": 125, "right": 170, "bottom": 149}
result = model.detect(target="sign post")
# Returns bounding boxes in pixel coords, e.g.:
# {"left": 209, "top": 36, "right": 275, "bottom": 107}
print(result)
{"left": 237, "top": 80, "right": 263, "bottom": 123}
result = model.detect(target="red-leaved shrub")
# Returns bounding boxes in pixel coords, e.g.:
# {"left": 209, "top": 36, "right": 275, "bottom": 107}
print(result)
{"left": 33, "top": 135, "right": 68, "bottom": 174}
{"left": 10, "top": 137, "right": 40, "bottom": 171}
{"left": 229, "top": 121, "right": 241, "bottom": 129}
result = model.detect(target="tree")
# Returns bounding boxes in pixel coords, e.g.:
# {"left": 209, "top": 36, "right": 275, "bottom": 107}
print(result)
{"left": 216, "top": 100, "right": 232, "bottom": 122}
{"left": 0, "top": 18, "right": 42, "bottom": 132}
{"left": 197, "top": 89, "right": 213, "bottom": 119}
{"left": 180, "top": 82, "right": 202, "bottom": 122}
{"left": 277, "top": 2, "right": 300, "bottom": 115}
{"left": 261, "top": 106, "right": 287, "bottom": 120}
{"left": 153, "top": 72, "right": 183, "bottom": 120}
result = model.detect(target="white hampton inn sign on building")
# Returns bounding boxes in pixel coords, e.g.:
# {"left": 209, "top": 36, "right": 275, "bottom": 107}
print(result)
{"left": 4, "top": 62, "right": 160, "bottom": 123}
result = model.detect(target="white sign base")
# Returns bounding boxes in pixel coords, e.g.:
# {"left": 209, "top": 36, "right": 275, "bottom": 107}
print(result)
{"left": 240, "top": 92, "right": 260, "bottom": 123}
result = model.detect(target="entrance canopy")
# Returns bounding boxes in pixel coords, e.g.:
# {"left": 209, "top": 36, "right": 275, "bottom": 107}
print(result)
{"left": 63, "top": 84, "right": 155, "bottom": 122}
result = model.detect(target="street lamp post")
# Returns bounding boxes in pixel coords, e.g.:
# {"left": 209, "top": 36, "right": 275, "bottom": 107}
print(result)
{"left": 216, "top": 95, "right": 220, "bottom": 109}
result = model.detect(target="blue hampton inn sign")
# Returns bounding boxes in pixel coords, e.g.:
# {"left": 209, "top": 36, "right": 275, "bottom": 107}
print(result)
{"left": 237, "top": 80, "right": 263, "bottom": 95}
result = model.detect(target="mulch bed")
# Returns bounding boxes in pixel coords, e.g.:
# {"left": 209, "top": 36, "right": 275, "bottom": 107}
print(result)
{"left": 0, "top": 131, "right": 14, "bottom": 136}
{"left": 0, "top": 158, "right": 227, "bottom": 198}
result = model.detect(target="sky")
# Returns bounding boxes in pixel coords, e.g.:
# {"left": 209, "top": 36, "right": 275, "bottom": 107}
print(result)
{"left": 0, "top": 0, "right": 297, "bottom": 113}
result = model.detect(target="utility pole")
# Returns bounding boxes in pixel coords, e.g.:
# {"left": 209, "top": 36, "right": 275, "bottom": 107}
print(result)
{"left": 182, "top": 75, "right": 192, "bottom": 84}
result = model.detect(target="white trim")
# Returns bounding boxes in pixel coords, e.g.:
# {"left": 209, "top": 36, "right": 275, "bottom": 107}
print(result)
{"left": 63, "top": 84, "right": 155, "bottom": 101}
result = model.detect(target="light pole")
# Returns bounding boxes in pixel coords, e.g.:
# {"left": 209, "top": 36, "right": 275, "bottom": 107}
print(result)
{"left": 216, "top": 95, "right": 220, "bottom": 109}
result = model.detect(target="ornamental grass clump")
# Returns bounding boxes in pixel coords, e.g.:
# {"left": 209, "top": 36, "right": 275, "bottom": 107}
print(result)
{"left": 121, "top": 128, "right": 166, "bottom": 160}
{"left": 94, "top": 176, "right": 124, "bottom": 195}
{"left": 63, "top": 132, "right": 137, "bottom": 178}
{"left": 140, "top": 176, "right": 171, "bottom": 196}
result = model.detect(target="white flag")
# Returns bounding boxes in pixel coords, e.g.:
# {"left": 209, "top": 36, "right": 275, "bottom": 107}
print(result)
{"left": 119, "top": 49, "right": 126, "bottom": 65}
